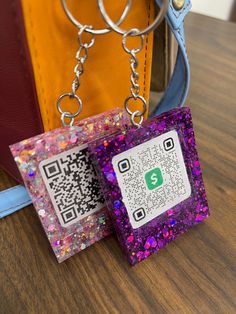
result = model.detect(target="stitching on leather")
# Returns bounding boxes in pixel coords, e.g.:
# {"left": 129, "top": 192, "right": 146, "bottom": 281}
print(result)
{"left": 178, "top": 28, "right": 185, "bottom": 48}
{"left": 177, "top": 50, "right": 188, "bottom": 107}
{"left": 26, "top": 2, "right": 51, "bottom": 130}
{"left": 142, "top": 0, "right": 151, "bottom": 101}
{"left": 176, "top": 30, "right": 189, "bottom": 107}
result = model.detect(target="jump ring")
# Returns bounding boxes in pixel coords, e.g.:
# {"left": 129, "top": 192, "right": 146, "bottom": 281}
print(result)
{"left": 57, "top": 93, "right": 83, "bottom": 118}
{"left": 61, "top": 111, "right": 75, "bottom": 127}
{"left": 61, "top": 0, "right": 132, "bottom": 35}
{"left": 122, "top": 29, "right": 144, "bottom": 54}
{"left": 78, "top": 25, "right": 96, "bottom": 49}
{"left": 124, "top": 95, "right": 147, "bottom": 117}
{"left": 131, "top": 110, "right": 144, "bottom": 128}
{"left": 98, "top": 0, "right": 169, "bottom": 36}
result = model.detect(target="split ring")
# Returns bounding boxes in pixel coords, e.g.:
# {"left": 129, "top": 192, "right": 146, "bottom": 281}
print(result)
{"left": 97, "top": 0, "right": 169, "bottom": 36}
{"left": 61, "top": 0, "right": 132, "bottom": 35}
{"left": 131, "top": 110, "right": 144, "bottom": 128}
{"left": 125, "top": 95, "right": 147, "bottom": 117}
{"left": 57, "top": 93, "right": 83, "bottom": 118}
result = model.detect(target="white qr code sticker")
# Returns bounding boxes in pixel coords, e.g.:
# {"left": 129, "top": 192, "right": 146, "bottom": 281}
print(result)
{"left": 112, "top": 130, "right": 191, "bottom": 229}
{"left": 39, "top": 144, "right": 105, "bottom": 228}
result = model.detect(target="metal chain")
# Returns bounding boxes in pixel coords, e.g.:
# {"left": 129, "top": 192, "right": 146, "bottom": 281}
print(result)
{"left": 57, "top": 25, "right": 96, "bottom": 126}
{"left": 122, "top": 29, "right": 147, "bottom": 128}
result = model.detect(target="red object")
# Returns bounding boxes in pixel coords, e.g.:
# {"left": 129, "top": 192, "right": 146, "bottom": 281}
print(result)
{"left": 0, "top": 0, "right": 43, "bottom": 182}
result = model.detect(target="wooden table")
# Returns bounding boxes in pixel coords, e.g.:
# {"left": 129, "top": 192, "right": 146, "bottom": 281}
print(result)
{"left": 1, "top": 13, "right": 236, "bottom": 314}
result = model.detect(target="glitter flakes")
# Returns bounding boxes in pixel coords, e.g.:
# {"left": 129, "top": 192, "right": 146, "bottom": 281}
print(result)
{"left": 80, "top": 243, "right": 86, "bottom": 250}
{"left": 103, "top": 140, "right": 109, "bottom": 147}
{"left": 114, "top": 200, "right": 121, "bottom": 209}
{"left": 98, "top": 216, "right": 106, "bottom": 225}
{"left": 127, "top": 235, "right": 134, "bottom": 243}
{"left": 28, "top": 169, "right": 35, "bottom": 177}
{"left": 90, "top": 107, "right": 210, "bottom": 265}
{"left": 48, "top": 224, "right": 56, "bottom": 232}
{"left": 144, "top": 237, "right": 157, "bottom": 249}
{"left": 169, "top": 219, "right": 176, "bottom": 227}
{"left": 53, "top": 240, "right": 61, "bottom": 247}
{"left": 38, "top": 209, "right": 46, "bottom": 217}
{"left": 10, "top": 108, "right": 129, "bottom": 263}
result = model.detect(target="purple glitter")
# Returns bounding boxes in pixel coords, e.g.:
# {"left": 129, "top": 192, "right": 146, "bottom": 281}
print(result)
{"left": 89, "top": 107, "right": 210, "bottom": 265}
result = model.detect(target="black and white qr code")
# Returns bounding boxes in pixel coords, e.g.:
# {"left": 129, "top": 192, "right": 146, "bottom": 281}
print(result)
{"left": 112, "top": 130, "right": 191, "bottom": 229}
{"left": 39, "top": 144, "right": 105, "bottom": 227}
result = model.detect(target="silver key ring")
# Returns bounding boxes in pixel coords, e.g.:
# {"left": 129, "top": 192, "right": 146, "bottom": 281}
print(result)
{"left": 97, "top": 0, "right": 169, "bottom": 36}
{"left": 57, "top": 93, "right": 83, "bottom": 118}
{"left": 61, "top": 0, "right": 132, "bottom": 35}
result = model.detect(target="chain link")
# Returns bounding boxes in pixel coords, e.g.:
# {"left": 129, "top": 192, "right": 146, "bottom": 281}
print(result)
{"left": 122, "top": 29, "right": 147, "bottom": 128}
{"left": 57, "top": 25, "right": 95, "bottom": 126}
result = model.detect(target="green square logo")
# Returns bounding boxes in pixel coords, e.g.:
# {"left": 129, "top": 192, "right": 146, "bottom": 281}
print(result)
{"left": 145, "top": 168, "right": 163, "bottom": 190}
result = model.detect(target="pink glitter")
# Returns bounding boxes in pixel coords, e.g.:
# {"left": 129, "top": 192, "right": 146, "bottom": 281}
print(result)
{"left": 10, "top": 109, "right": 129, "bottom": 262}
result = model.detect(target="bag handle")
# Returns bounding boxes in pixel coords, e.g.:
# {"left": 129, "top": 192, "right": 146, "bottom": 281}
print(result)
{"left": 152, "top": 0, "right": 191, "bottom": 116}
{"left": 0, "top": 185, "right": 31, "bottom": 218}
{"left": 1, "top": 0, "right": 192, "bottom": 217}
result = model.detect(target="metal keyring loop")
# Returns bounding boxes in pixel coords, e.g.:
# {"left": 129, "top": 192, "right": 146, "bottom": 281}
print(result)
{"left": 122, "top": 29, "right": 144, "bottom": 54}
{"left": 61, "top": 111, "right": 75, "bottom": 127}
{"left": 61, "top": 0, "right": 132, "bottom": 35}
{"left": 57, "top": 93, "right": 83, "bottom": 118}
{"left": 131, "top": 110, "right": 144, "bottom": 128}
{"left": 78, "top": 25, "right": 96, "bottom": 49}
{"left": 98, "top": 0, "right": 169, "bottom": 36}
{"left": 125, "top": 95, "right": 147, "bottom": 117}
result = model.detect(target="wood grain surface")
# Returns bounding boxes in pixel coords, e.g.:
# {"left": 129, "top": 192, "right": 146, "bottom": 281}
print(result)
{"left": 0, "top": 13, "right": 236, "bottom": 314}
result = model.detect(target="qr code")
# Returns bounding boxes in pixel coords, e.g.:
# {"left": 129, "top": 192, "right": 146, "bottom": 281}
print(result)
{"left": 112, "top": 130, "right": 191, "bottom": 229}
{"left": 39, "top": 144, "right": 105, "bottom": 227}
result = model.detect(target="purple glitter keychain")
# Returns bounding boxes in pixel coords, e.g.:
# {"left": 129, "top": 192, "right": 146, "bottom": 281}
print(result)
{"left": 88, "top": 26, "right": 210, "bottom": 265}
{"left": 90, "top": 107, "right": 210, "bottom": 265}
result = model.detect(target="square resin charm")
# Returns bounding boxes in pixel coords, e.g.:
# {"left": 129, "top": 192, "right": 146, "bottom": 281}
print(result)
{"left": 10, "top": 108, "right": 129, "bottom": 262}
{"left": 90, "top": 107, "right": 210, "bottom": 265}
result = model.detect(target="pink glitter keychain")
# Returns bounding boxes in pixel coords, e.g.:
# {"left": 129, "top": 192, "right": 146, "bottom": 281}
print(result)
{"left": 10, "top": 2, "right": 131, "bottom": 262}
{"left": 89, "top": 1, "right": 210, "bottom": 265}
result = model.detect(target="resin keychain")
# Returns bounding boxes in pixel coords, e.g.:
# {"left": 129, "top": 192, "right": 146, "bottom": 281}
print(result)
{"left": 90, "top": 0, "right": 210, "bottom": 265}
{"left": 10, "top": 1, "right": 131, "bottom": 262}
